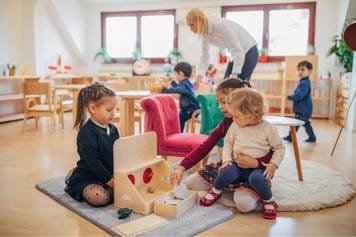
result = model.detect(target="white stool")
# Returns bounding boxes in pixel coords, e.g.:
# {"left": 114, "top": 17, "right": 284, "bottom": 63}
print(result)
{"left": 263, "top": 115, "right": 305, "bottom": 181}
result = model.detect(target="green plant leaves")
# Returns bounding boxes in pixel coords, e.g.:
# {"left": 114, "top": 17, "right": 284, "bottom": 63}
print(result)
{"left": 327, "top": 27, "right": 354, "bottom": 72}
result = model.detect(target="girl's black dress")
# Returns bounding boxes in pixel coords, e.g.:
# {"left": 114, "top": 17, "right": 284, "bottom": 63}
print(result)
{"left": 65, "top": 119, "right": 120, "bottom": 201}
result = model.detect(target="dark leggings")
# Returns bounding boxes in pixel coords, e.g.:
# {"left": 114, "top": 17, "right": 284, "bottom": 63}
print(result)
{"left": 214, "top": 162, "right": 272, "bottom": 200}
{"left": 179, "top": 109, "right": 196, "bottom": 132}
{"left": 82, "top": 183, "right": 113, "bottom": 207}
{"left": 223, "top": 45, "right": 259, "bottom": 81}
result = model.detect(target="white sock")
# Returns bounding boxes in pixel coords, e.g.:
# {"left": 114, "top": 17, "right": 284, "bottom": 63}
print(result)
{"left": 264, "top": 197, "right": 274, "bottom": 202}
{"left": 212, "top": 187, "right": 222, "bottom": 194}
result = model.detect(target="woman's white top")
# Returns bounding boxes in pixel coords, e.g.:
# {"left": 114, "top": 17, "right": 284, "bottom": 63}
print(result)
{"left": 199, "top": 17, "right": 257, "bottom": 75}
{"left": 222, "top": 121, "right": 285, "bottom": 167}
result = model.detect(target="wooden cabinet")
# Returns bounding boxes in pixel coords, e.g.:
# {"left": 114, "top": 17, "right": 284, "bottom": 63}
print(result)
{"left": 253, "top": 77, "right": 332, "bottom": 118}
{"left": 252, "top": 56, "right": 332, "bottom": 118}
{"left": 0, "top": 76, "right": 39, "bottom": 123}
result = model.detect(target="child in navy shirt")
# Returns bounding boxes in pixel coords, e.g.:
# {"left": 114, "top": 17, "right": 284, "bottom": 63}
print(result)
{"left": 161, "top": 61, "right": 200, "bottom": 132}
{"left": 283, "top": 60, "right": 316, "bottom": 142}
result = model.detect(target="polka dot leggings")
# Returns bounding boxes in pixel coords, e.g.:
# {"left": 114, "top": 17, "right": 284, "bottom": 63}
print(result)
{"left": 82, "top": 183, "right": 113, "bottom": 207}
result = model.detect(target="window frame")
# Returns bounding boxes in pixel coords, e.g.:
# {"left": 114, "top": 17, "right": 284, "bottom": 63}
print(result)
{"left": 222, "top": 2, "right": 316, "bottom": 62}
{"left": 101, "top": 9, "right": 178, "bottom": 64}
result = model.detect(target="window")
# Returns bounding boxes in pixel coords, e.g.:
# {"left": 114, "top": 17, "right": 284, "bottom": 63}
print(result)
{"left": 101, "top": 10, "right": 177, "bottom": 63}
{"left": 225, "top": 11, "right": 264, "bottom": 50}
{"left": 222, "top": 3, "right": 315, "bottom": 61}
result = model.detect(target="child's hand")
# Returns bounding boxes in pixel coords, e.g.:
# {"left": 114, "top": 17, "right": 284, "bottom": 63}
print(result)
{"left": 170, "top": 166, "right": 185, "bottom": 185}
{"left": 106, "top": 177, "right": 114, "bottom": 188}
{"left": 235, "top": 152, "right": 258, "bottom": 168}
{"left": 220, "top": 160, "right": 232, "bottom": 170}
{"left": 262, "top": 162, "right": 278, "bottom": 181}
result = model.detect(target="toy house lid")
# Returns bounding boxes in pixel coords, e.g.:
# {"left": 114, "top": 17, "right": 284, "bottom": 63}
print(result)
{"left": 113, "top": 132, "right": 158, "bottom": 172}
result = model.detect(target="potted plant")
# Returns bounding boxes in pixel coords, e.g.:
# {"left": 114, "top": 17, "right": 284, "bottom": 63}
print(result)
{"left": 306, "top": 43, "right": 315, "bottom": 55}
{"left": 259, "top": 48, "right": 268, "bottom": 63}
{"left": 327, "top": 33, "right": 353, "bottom": 72}
{"left": 7, "top": 64, "right": 16, "bottom": 76}
{"left": 93, "top": 47, "right": 114, "bottom": 63}
{"left": 218, "top": 48, "right": 228, "bottom": 64}
{"left": 169, "top": 48, "right": 182, "bottom": 64}
{"left": 132, "top": 48, "right": 142, "bottom": 61}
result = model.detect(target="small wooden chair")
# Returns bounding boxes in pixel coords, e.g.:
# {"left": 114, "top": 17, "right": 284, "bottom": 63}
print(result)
{"left": 23, "top": 80, "right": 64, "bottom": 130}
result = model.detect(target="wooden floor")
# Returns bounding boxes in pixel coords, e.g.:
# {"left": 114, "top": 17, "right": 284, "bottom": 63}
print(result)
{"left": 0, "top": 114, "right": 355, "bottom": 236}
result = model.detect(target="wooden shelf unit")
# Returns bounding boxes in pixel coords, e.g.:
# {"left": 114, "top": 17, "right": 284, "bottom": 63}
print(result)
{"left": 0, "top": 76, "right": 39, "bottom": 123}
{"left": 252, "top": 56, "right": 332, "bottom": 119}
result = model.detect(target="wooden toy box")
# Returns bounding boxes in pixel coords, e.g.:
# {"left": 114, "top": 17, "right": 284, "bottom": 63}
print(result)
{"left": 113, "top": 132, "right": 173, "bottom": 214}
{"left": 154, "top": 190, "right": 197, "bottom": 218}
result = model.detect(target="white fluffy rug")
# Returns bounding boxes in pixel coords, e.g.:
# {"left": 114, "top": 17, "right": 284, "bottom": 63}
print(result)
{"left": 202, "top": 159, "right": 356, "bottom": 212}
{"left": 273, "top": 159, "right": 355, "bottom": 211}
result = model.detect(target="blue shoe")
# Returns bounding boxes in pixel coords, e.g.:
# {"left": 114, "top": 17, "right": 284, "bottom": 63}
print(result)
{"left": 304, "top": 138, "right": 316, "bottom": 143}
{"left": 283, "top": 136, "right": 291, "bottom": 142}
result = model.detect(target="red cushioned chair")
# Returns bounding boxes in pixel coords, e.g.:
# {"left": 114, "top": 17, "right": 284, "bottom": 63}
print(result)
{"left": 140, "top": 95, "right": 208, "bottom": 161}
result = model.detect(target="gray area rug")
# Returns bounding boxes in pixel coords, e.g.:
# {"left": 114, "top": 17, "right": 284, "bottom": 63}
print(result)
{"left": 35, "top": 177, "right": 234, "bottom": 236}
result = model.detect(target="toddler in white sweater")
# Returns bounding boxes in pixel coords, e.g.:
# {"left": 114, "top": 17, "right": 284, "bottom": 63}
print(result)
{"left": 199, "top": 88, "right": 285, "bottom": 220}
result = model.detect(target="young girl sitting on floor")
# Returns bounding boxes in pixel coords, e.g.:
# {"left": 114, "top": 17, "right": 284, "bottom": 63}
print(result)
{"left": 64, "top": 83, "right": 119, "bottom": 207}
{"left": 199, "top": 88, "right": 285, "bottom": 219}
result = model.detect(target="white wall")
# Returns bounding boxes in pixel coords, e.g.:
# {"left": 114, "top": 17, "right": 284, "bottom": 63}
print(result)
{"left": 0, "top": 0, "right": 36, "bottom": 75}
{"left": 51, "top": 0, "right": 87, "bottom": 55}
{"left": 34, "top": 0, "right": 88, "bottom": 75}
{"left": 0, "top": 0, "right": 87, "bottom": 76}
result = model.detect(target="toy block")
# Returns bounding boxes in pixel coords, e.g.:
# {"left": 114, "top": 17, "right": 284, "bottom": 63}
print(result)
{"left": 113, "top": 132, "right": 173, "bottom": 214}
{"left": 154, "top": 190, "right": 197, "bottom": 218}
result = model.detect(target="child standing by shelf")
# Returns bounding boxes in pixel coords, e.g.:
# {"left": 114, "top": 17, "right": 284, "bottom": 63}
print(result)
{"left": 161, "top": 61, "right": 200, "bottom": 132}
{"left": 65, "top": 83, "right": 119, "bottom": 207}
{"left": 199, "top": 88, "right": 285, "bottom": 220}
{"left": 283, "top": 60, "right": 316, "bottom": 143}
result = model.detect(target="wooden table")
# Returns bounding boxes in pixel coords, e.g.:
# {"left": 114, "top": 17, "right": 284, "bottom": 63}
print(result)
{"left": 116, "top": 91, "right": 180, "bottom": 137}
{"left": 52, "top": 84, "right": 87, "bottom": 122}
{"left": 116, "top": 90, "right": 151, "bottom": 137}
{"left": 119, "top": 76, "right": 168, "bottom": 90}
{"left": 263, "top": 115, "right": 305, "bottom": 181}
{"left": 49, "top": 74, "right": 90, "bottom": 85}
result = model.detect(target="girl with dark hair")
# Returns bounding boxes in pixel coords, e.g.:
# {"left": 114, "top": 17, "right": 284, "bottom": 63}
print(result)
{"left": 171, "top": 78, "right": 273, "bottom": 213}
{"left": 65, "top": 82, "right": 119, "bottom": 207}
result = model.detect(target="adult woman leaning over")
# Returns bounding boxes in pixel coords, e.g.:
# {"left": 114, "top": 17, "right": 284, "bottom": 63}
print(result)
{"left": 170, "top": 79, "right": 272, "bottom": 212}
{"left": 186, "top": 8, "right": 259, "bottom": 81}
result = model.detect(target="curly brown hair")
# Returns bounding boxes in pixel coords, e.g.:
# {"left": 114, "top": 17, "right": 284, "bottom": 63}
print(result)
{"left": 226, "top": 88, "right": 265, "bottom": 123}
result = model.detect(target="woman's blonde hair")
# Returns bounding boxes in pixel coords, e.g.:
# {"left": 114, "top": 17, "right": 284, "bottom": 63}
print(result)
{"left": 185, "top": 8, "right": 208, "bottom": 37}
{"left": 226, "top": 88, "right": 265, "bottom": 123}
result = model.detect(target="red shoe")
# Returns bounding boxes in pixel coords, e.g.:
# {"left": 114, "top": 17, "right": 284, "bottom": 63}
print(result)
{"left": 199, "top": 189, "right": 222, "bottom": 207}
{"left": 262, "top": 201, "right": 278, "bottom": 219}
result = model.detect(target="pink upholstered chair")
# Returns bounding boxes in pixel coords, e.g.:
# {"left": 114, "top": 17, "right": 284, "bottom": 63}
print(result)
{"left": 140, "top": 95, "right": 208, "bottom": 159}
